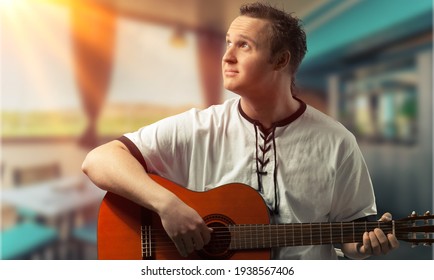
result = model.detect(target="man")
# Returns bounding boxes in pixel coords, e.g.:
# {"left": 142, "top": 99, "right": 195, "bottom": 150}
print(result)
{"left": 82, "top": 2, "right": 399, "bottom": 259}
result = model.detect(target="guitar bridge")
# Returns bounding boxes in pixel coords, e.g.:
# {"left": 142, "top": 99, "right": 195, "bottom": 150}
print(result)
{"left": 141, "top": 225, "right": 153, "bottom": 259}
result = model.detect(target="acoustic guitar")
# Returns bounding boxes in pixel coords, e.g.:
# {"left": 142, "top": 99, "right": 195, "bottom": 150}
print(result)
{"left": 97, "top": 174, "right": 433, "bottom": 259}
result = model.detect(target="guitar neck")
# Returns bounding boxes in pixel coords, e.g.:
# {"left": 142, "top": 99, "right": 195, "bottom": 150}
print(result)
{"left": 228, "top": 221, "right": 392, "bottom": 249}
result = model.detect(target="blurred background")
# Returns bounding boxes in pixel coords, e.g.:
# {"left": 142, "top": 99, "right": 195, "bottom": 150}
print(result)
{"left": 1, "top": 0, "right": 432, "bottom": 260}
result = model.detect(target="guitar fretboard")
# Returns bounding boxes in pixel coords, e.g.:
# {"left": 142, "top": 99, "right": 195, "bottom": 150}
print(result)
{"left": 228, "top": 221, "right": 393, "bottom": 249}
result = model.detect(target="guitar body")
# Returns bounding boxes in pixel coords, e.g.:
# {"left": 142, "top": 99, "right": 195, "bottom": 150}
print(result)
{"left": 97, "top": 174, "right": 271, "bottom": 260}
{"left": 98, "top": 175, "right": 434, "bottom": 259}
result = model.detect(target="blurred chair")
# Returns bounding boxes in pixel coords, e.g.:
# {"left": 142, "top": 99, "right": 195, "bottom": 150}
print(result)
{"left": 12, "top": 162, "right": 61, "bottom": 221}
{"left": 72, "top": 222, "right": 97, "bottom": 259}
{"left": 1, "top": 204, "right": 58, "bottom": 260}
{"left": 2, "top": 162, "right": 62, "bottom": 259}
{"left": 71, "top": 205, "right": 99, "bottom": 259}
{"left": 1, "top": 204, "right": 18, "bottom": 231}
{"left": 13, "top": 162, "right": 61, "bottom": 186}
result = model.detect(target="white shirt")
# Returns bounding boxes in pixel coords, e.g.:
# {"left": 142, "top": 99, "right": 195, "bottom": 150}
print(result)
{"left": 122, "top": 97, "right": 377, "bottom": 259}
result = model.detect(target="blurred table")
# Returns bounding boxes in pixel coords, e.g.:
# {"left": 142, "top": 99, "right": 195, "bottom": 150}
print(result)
{"left": 2, "top": 176, "right": 105, "bottom": 218}
{"left": 1, "top": 176, "right": 106, "bottom": 259}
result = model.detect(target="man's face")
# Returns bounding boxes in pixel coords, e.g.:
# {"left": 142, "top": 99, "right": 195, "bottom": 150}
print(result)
{"left": 222, "top": 16, "right": 275, "bottom": 96}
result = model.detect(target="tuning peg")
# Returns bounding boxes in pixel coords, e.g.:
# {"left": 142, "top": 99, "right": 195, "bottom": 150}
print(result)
{"left": 410, "top": 211, "right": 417, "bottom": 247}
{"left": 423, "top": 211, "right": 432, "bottom": 247}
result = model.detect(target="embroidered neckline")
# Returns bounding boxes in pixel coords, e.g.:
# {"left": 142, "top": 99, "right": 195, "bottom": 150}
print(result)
{"left": 237, "top": 96, "right": 307, "bottom": 132}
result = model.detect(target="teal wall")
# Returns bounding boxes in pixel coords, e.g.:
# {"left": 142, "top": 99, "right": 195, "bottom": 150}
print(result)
{"left": 301, "top": 0, "right": 432, "bottom": 71}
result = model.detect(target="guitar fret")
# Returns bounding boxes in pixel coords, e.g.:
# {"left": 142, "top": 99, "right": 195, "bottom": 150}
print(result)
{"left": 142, "top": 225, "right": 152, "bottom": 258}
{"left": 149, "top": 226, "right": 152, "bottom": 257}
{"left": 243, "top": 225, "right": 246, "bottom": 248}
{"left": 229, "top": 225, "right": 237, "bottom": 249}
{"left": 320, "top": 222, "right": 322, "bottom": 245}
{"left": 251, "top": 224, "right": 254, "bottom": 249}
{"left": 145, "top": 226, "right": 147, "bottom": 255}
{"left": 247, "top": 225, "right": 252, "bottom": 248}
{"left": 272, "top": 225, "right": 275, "bottom": 248}
{"left": 310, "top": 223, "right": 313, "bottom": 245}
{"left": 141, "top": 226, "right": 145, "bottom": 258}
{"left": 229, "top": 225, "right": 233, "bottom": 249}
{"left": 141, "top": 226, "right": 144, "bottom": 258}
{"left": 269, "top": 224, "right": 272, "bottom": 248}
{"left": 249, "top": 225, "right": 252, "bottom": 249}
{"left": 301, "top": 224, "right": 303, "bottom": 245}
{"left": 341, "top": 222, "right": 343, "bottom": 244}
{"left": 255, "top": 224, "right": 258, "bottom": 249}
{"left": 278, "top": 225, "right": 282, "bottom": 247}
{"left": 241, "top": 225, "right": 244, "bottom": 249}
{"left": 322, "top": 223, "right": 330, "bottom": 244}
{"left": 329, "top": 222, "right": 332, "bottom": 244}
{"left": 250, "top": 225, "right": 254, "bottom": 249}
{"left": 249, "top": 224, "right": 252, "bottom": 249}
{"left": 244, "top": 225, "right": 247, "bottom": 249}
{"left": 262, "top": 224, "right": 265, "bottom": 248}
{"left": 239, "top": 225, "right": 242, "bottom": 249}
{"left": 275, "top": 225, "right": 278, "bottom": 247}
{"left": 233, "top": 225, "right": 238, "bottom": 249}
{"left": 236, "top": 225, "right": 240, "bottom": 249}
{"left": 352, "top": 222, "right": 356, "bottom": 242}
{"left": 234, "top": 226, "right": 241, "bottom": 249}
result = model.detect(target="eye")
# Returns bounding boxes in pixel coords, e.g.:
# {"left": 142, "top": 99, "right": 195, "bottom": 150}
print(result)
{"left": 240, "top": 42, "right": 249, "bottom": 49}
{"left": 226, "top": 40, "right": 233, "bottom": 48}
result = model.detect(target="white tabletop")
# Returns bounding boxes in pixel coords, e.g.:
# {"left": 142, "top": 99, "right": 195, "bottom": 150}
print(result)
{"left": 1, "top": 176, "right": 106, "bottom": 219}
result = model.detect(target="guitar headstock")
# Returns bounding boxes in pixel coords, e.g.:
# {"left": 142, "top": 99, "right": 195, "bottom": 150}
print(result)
{"left": 395, "top": 211, "right": 434, "bottom": 247}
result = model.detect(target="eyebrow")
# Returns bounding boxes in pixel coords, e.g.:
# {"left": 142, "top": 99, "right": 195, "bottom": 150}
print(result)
{"left": 226, "top": 33, "right": 258, "bottom": 47}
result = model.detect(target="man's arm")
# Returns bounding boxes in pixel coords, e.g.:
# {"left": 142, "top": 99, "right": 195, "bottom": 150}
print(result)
{"left": 342, "top": 212, "right": 400, "bottom": 259}
{"left": 81, "top": 140, "right": 212, "bottom": 257}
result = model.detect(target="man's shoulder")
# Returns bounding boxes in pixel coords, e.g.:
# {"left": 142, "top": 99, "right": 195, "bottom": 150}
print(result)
{"left": 302, "top": 105, "right": 356, "bottom": 141}
{"left": 190, "top": 97, "right": 240, "bottom": 119}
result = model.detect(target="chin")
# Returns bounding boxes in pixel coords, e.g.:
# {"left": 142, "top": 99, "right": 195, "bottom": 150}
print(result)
{"left": 223, "top": 82, "right": 240, "bottom": 93}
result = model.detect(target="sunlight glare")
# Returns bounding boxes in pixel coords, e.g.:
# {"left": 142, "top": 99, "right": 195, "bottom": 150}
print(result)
{"left": 0, "top": 0, "right": 20, "bottom": 7}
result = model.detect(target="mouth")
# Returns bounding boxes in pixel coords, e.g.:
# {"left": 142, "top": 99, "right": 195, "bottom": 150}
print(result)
{"left": 224, "top": 69, "right": 239, "bottom": 77}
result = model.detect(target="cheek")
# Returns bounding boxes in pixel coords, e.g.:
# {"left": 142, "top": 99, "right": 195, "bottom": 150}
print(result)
{"left": 242, "top": 60, "right": 269, "bottom": 80}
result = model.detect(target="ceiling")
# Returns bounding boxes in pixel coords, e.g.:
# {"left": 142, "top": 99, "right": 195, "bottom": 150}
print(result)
{"left": 92, "top": 0, "right": 327, "bottom": 34}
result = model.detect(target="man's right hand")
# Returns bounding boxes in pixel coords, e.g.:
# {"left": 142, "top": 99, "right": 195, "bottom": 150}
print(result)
{"left": 159, "top": 196, "right": 213, "bottom": 257}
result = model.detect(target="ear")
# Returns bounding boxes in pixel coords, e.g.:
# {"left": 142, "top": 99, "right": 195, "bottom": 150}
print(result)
{"left": 274, "top": 51, "right": 290, "bottom": 71}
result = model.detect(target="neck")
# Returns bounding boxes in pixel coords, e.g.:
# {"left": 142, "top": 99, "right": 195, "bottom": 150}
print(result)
{"left": 227, "top": 221, "right": 392, "bottom": 250}
{"left": 240, "top": 90, "right": 299, "bottom": 129}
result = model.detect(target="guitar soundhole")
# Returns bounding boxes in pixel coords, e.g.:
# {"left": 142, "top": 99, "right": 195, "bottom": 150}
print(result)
{"left": 198, "top": 214, "right": 235, "bottom": 259}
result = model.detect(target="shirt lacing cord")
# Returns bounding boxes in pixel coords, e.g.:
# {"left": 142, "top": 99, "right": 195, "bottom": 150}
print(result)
{"left": 254, "top": 123, "right": 280, "bottom": 215}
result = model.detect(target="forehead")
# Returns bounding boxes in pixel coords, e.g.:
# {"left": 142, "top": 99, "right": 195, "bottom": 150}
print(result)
{"left": 227, "top": 16, "right": 271, "bottom": 40}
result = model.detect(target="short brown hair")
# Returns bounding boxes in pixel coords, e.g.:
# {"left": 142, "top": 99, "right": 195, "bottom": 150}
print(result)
{"left": 240, "top": 2, "right": 307, "bottom": 92}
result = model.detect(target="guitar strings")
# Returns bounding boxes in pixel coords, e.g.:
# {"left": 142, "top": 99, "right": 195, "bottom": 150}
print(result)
{"left": 142, "top": 221, "right": 396, "bottom": 237}
{"left": 142, "top": 221, "right": 398, "bottom": 232}
{"left": 140, "top": 222, "right": 399, "bottom": 254}
{"left": 138, "top": 220, "right": 433, "bottom": 256}
{"left": 142, "top": 222, "right": 397, "bottom": 239}
{"left": 141, "top": 229, "right": 433, "bottom": 256}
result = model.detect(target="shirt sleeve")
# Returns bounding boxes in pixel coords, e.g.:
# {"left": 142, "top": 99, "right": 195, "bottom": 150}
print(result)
{"left": 330, "top": 136, "right": 377, "bottom": 222}
{"left": 120, "top": 111, "right": 193, "bottom": 186}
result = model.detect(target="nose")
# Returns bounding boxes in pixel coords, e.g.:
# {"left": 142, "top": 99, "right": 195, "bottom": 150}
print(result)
{"left": 222, "top": 46, "right": 236, "bottom": 64}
